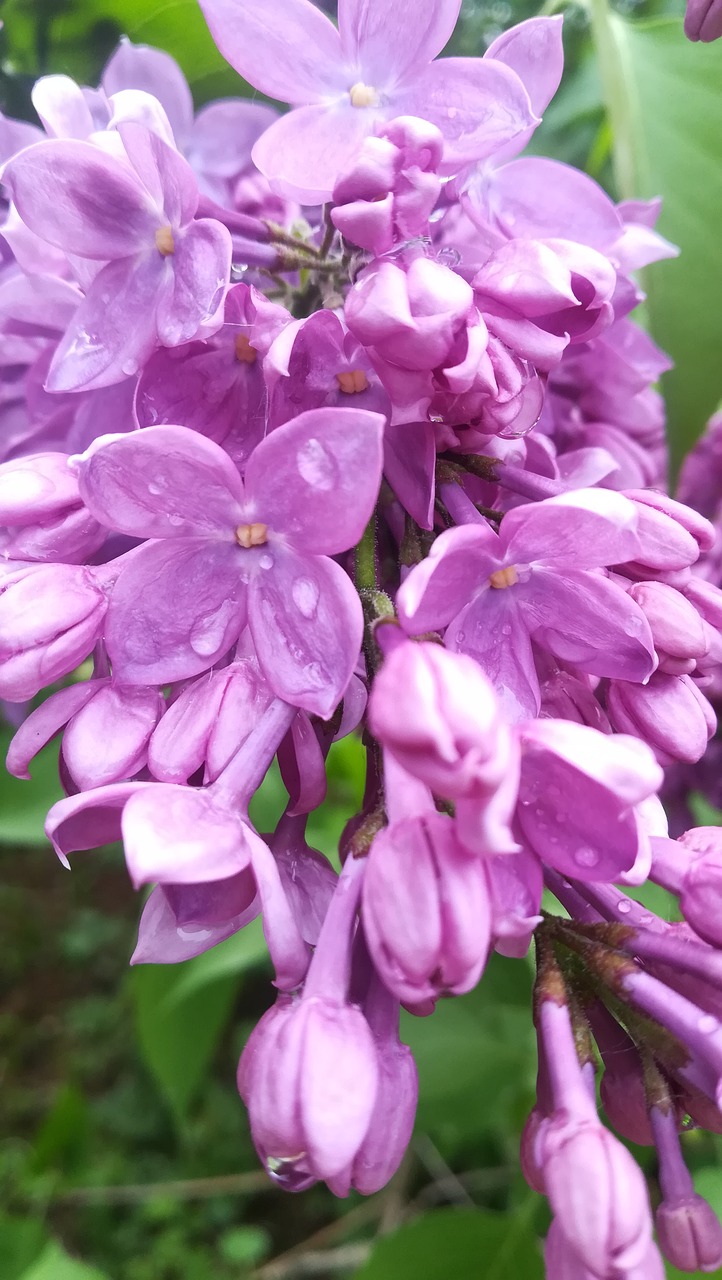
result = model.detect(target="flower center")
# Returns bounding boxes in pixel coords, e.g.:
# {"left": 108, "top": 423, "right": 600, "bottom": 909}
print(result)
{"left": 155, "top": 226, "right": 175, "bottom": 256}
{"left": 336, "top": 369, "right": 369, "bottom": 394}
{"left": 234, "top": 333, "right": 258, "bottom": 364}
{"left": 349, "top": 82, "right": 379, "bottom": 108}
{"left": 489, "top": 565, "right": 519, "bottom": 589}
{"left": 235, "top": 522, "right": 268, "bottom": 548}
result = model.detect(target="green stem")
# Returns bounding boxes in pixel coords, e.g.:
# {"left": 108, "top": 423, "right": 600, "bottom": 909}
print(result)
{"left": 355, "top": 513, "right": 377, "bottom": 591}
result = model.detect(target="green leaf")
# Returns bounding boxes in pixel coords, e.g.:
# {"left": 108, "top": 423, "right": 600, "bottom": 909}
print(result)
{"left": 20, "top": 1240, "right": 110, "bottom": 1280}
{"left": 0, "top": 1214, "right": 48, "bottom": 1280}
{"left": 590, "top": 8, "right": 722, "bottom": 464}
{"left": 351, "top": 1208, "right": 543, "bottom": 1280}
{"left": 0, "top": 729, "right": 63, "bottom": 847}
{"left": 131, "top": 956, "right": 241, "bottom": 1123}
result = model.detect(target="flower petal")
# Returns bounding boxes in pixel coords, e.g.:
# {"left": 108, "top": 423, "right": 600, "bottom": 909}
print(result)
{"left": 383, "top": 419, "right": 436, "bottom": 530}
{"left": 523, "top": 569, "right": 656, "bottom": 683}
{"left": 502, "top": 488, "right": 641, "bottom": 568}
{"left": 102, "top": 39, "right": 195, "bottom": 141}
{"left": 46, "top": 253, "right": 169, "bottom": 392}
{"left": 446, "top": 590, "right": 540, "bottom": 722}
{"left": 155, "top": 218, "right": 231, "bottom": 346}
{"left": 394, "top": 58, "right": 536, "bottom": 168}
{"left": 485, "top": 16, "right": 564, "bottom": 117}
{"left": 249, "top": 549, "right": 362, "bottom": 718}
{"left": 397, "top": 523, "right": 500, "bottom": 633}
{"left": 244, "top": 407, "right": 384, "bottom": 555}
{"left": 105, "top": 540, "right": 247, "bottom": 685}
{"left": 197, "top": 0, "right": 345, "bottom": 104}
{"left": 3, "top": 140, "right": 156, "bottom": 258}
{"left": 123, "top": 785, "right": 252, "bottom": 886}
{"left": 77, "top": 423, "right": 244, "bottom": 538}
{"left": 339, "top": 0, "right": 461, "bottom": 88}
{"left": 31, "top": 74, "right": 97, "bottom": 139}
{"left": 252, "top": 104, "right": 376, "bottom": 205}
{"left": 188, "top": 100, "right": 279, "bottom": 177}
{"left": 118, "top": 122, "right": 198, "bottom": 226}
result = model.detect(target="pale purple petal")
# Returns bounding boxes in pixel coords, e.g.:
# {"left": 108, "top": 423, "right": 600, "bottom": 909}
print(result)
{"left": 107, "top": 90, "right": 176, "bottom": 147}
{"left": 197, "top": 0, "right": 345, "bottom": 104}
{"left": 123, "top": 785, "right": 252, "bottom": 886}
{"left": 155, "top": 219, "right": 231, "bottom": 346}
{"left": 523, "top": 569, "right": 656, "bottom": 683}
{"left": 3, "top": 140, "right": 157, "bottom": 258}
{"left": 76, "top": 424, "right": 244, "bottom": 538}
{"left": 501, "top": 489, "right": 641, "bottom": 568}
{"left": 397, "top": 523, "right": 500, "bottom": 633}
{"left": 339, "top": 0, "right": 461, "bottom": 86}
{"left": 393, "top": 58, "right": 536, "bottom": 168}
{"left": 118, "top": 122, "right": 198, "bottom": 227}
{"left": 383, "top": 419, "right": 436, "bottom": 530}
{"left": 131, "top": 883, "right": 259, "bottom": 964}
{"left": 105, "top": 540, "right": 246, "bottom": 684}
{"left": 252, "top": 104, "right": 376, "bottom": 205}
{"left": 244, "top": 407, "right": 384, "bottom": 555}
{"left": 63, "top": 684, "right": 162, "bottom": 788}
{"left": 188, "top": 100, "right": 279, "bottom": 178}
{"left": 249, "top": 549, "right": 362, "bottom": 718}
{"left": 46, "top": 253, "right": 169, "bottom": 392}
{"left": 46, "top": 780, "right": 153, "bottom": 863}
{"left": 6, "top": 681, "right": 100, "bottom": 779}
{"left": 102, "top": 39, "right": 194, "bottom": 140}
{"left": 485, "top": 16, "right": 564, "bottom": 116}
{"left": 300, "top": 1002, "right": 379, "bottom": 1179}
{"left": 32, "top": 74, "right": 97, "bottom": 139}
{"left": 446, "top": 589, "right": 540, "bottom": 721}
{"left": 482, "top": 157, "right": 623, "bottom": 250}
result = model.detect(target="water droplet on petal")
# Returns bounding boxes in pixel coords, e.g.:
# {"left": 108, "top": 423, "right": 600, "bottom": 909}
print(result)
{"left": 265, "top": 1154, "right": 315, "bottom": 1192}
{"left": 168, "top": 513, "right": 183, "bottom": 527}
{"left": 189, "top": 600, "right": 235, "bottom": 657}
{"left": 436, "top": 245, "right": 461, "bottom": 267}
{"left": 292, "top": 577, "right": 319, "bottom": 619}
{"left": 297, "top": 438, "right": 337, "bottom": 491}
{"left": 574, "top": 847, "right": 599, "bottom": 869}
{"left": 617, "top": 898, "right": 632, "bottom": 915}
{"left": 699, "top": 1014, "right": 719, "bottom": 1035}
{"left": 148, "top": 482, "right": 162, "bottom": 496}
{"left": 121, "top": 358, "right": 138, "bottom": 377}
{"left": 177, "top": 925, "right": 214, "bottom": 942}
{"left": 259, "top": 553, "right": 274, "bottom": 571}
{"left": 638, "top": 912, "right": 653, "bottom": 926}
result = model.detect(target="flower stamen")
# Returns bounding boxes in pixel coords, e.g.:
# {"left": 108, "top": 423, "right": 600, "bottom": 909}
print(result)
{"left": 349, "top": 82, "right": 379, "bottom": 108}
{"left": 235, "top": 522, "right": 268, "bottom": 548}
{"left": 489, "top": 565, "right": 519, "bottom": 589}
{"left": 235, "top": 333, "right": 258, "bottom": 364}
{"left": 336, "top": 369, "right": 369, "bottom": 394}
{"left": 155, "top": 226, "right": 176, "bottom": 256}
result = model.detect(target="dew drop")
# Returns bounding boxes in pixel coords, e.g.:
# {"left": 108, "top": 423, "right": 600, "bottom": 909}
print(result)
{"left": 455, "top": 630, "right": 466, "bottom": 644}
{"left": 189, "top": 601, "right": 234, "bottom": 657}
{"left": 305, "top": 662, "right": 323, "bottom": 685}
{"left": 297, "top": 437, "right": 336, "bottom": 491}
{"left": 265, "top": 1154, "right": 315, "bottom": 1192}
{"left": 699, "top": 1014, "right": 719, "bottom": 1035}
{"left": 617, "top": 898, "right": 632, "bottom": 915}
{"left": 639, "top": 912, "right": 653, "bottom": 926}
{"left": 501, "top": 624, "right": 512, "bottom": 637}
{"left": 148, "top": 482, "right": 162, "bottom": 496}
{"left": 177, "top": 925, "right": 213, "bottom": 942}
{"left": 292, "top": 577, "right": 320, "bottom": 619}
{"left": 259, "top": 553, "right": 274, "bottom": 571}
{"left": 574, "top": 846, "right": 599, "bottom": 869}
{"left": 437, "top": 245, "right": 461, "bottom": 267}
{"left": 168, "top": 513, "right": 183, "bottom": 527}
{"left": 121, "top": 358, "right": 138, "bottom": 377}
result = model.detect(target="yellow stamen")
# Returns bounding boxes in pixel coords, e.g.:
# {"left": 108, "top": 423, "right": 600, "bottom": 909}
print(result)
{"left": 235, "top": 522, "right": 268, "bottom": 548}
{"left": 234, "top": 333, "right": 258, "bottom": 364}
{"left": 489, "top": 566, "right": 519, "bottom": 590}
{"left": 155, "top": 225, "right": 175, "bottom": 256}
{"left": 336, "top": 369, "right": 369, "bottom": 394}
{"left": 349, "top": 82, "right": 379, "bottom": 108}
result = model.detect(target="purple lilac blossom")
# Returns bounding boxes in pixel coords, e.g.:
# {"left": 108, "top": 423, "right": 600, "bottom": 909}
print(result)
{"left": 2, "top": 6, "right": 722, "bottom": 1274}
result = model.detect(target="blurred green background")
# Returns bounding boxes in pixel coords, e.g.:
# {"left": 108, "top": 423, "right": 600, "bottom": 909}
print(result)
{"left": 1, "top": 1, "right": 722, "bottom": 1278}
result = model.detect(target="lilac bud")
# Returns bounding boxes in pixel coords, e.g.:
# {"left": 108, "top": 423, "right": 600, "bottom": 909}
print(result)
{"left": 539, "top": 1114, "right": 653, "bottom": 1274}
{"left": 606, "top": 672, "right": 715, "bottom": 765}
{"left": 673, "top": 827, "right": 722, "bottom": 948}
{"left": 62, "top": 683, "right": 163, "bottom": 788}
{"left": 362, "top": 812, "right": 492, "bottom": 1005}
{"left": 520, "top": 1107, "right": 546, "bottom": 1193}
{"left": 685, "top": 0, "right": 722, "bottom": 40}
{"left": 238, "top": 994, "right": 379, "bottom": 1187}
{"left": 628, "top": 581, "right": 709, "bottom": 672}
{"left": 544, "top": 1218, "right": 665, "bottom": 1280}
{"left": 656, "top": 1196, "right": 722, "bottom": 1271}
{"left": 0, "top": 452, "right": 105, "bottom": 563}
{"left": 0, "top": 563, "right": 108, "bottom": 701}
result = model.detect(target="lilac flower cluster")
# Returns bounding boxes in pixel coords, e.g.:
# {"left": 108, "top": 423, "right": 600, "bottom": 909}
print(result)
{"left": 2, "top": 0, "right": 722, "bottom": 1272}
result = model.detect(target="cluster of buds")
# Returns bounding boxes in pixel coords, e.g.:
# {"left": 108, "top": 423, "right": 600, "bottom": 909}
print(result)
{"left": 1, "top": 0, "right": 722, "bottom": 1274}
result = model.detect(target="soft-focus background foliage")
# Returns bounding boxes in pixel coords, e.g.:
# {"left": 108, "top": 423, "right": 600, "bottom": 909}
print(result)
{"left": 1, "top": 2, "right": 722, "bottom": 1278}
